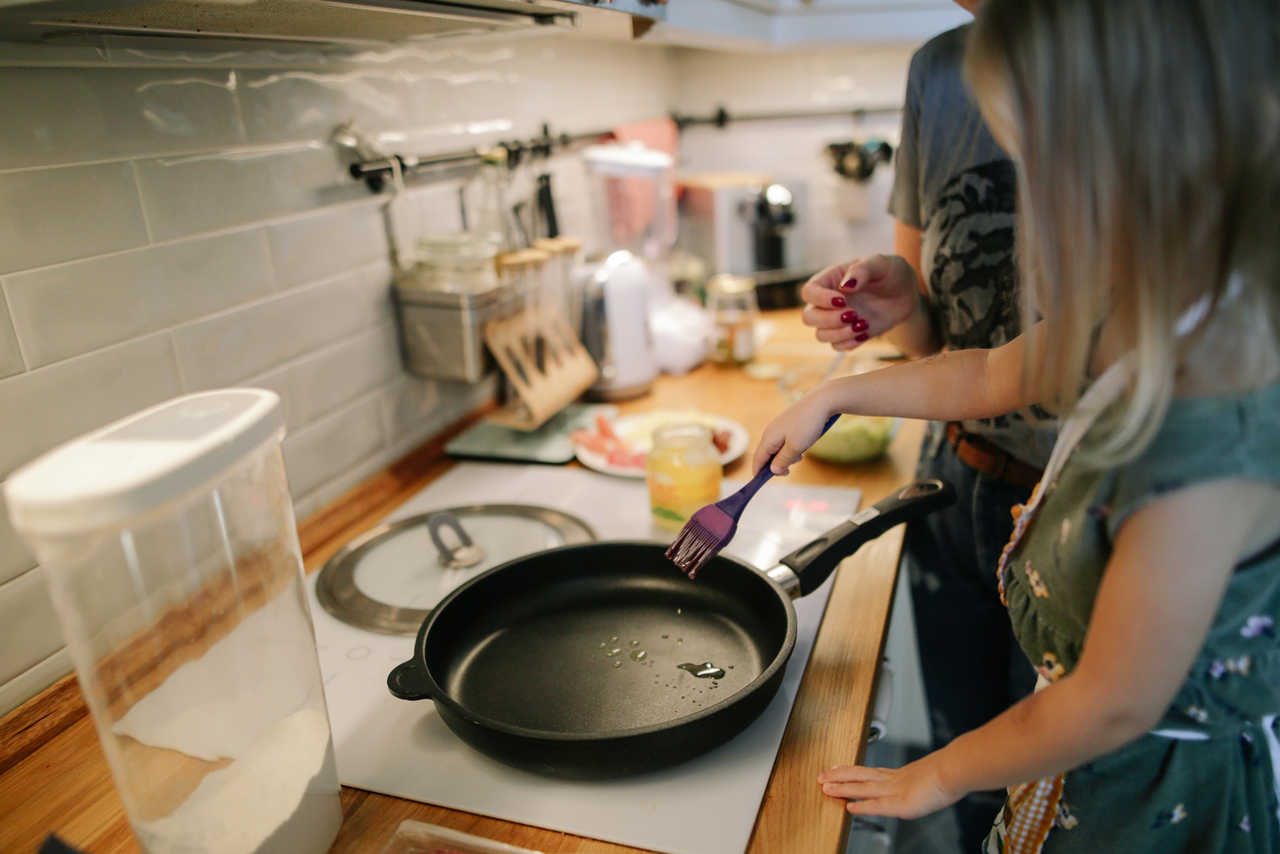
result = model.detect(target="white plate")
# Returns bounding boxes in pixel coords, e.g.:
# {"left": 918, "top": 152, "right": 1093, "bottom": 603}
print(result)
{"left": 573, "top": 412, "right": 750, "bottom": 479}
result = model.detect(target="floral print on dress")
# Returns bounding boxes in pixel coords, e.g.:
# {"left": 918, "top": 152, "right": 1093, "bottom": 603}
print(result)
{"left": 1208, "top": 655, "right": 1252, "bottom": 680}
{"left": 1025, "top": 561, "right": 1050, "bottom": 598}
{"left": 1054, "top": 801, "right": 1078, "bottom": 830}
{"left": 1240, "top": 615, "right": 1274, "bottom": 639}
{"left": 1238, "top": 814, "right": 1251, "bottom": 833}
{"left": 1152, "top": 804, "right": 1188, "bottom": 829}
{"left": 1037, "top": 651, "right": 1065, "bottom": 683}
{"left": 1184, "top": 705, "right": 1210, "bottom": 724}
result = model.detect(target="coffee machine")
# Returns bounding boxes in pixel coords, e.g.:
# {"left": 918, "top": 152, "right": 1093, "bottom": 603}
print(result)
{"left": 676, "top": 172, "right": 810, "bottom": 307}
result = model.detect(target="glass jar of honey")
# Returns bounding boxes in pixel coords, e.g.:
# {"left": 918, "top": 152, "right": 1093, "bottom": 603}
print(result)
{"left": 646, "top": 423, "right": 723, "bottom": 532}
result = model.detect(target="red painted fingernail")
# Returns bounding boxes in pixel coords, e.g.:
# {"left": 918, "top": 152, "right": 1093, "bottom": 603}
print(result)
{"left": 855, "top": 333, "right": 870, "bottom": 342}
{"left": 852, "top": 319, "right": 869, "bottom": 332}
{"left": 831, "top": 296, "right": 846, "bottom": 308}
{"left": 840, "top": 278, "right": 858, "bottom": 290}
{"left": 840, "top": 310, "right": 855, "bottom": 323}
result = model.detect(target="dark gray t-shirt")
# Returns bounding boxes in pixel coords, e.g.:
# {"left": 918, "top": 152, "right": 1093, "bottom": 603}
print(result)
{"left": 889, "top": 24, "right": 1054, "bottom": 468}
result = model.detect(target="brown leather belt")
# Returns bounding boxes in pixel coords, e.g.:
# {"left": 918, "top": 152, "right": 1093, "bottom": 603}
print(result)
{"left": 945, "top": 422, "right": 1044, "bottom": 490}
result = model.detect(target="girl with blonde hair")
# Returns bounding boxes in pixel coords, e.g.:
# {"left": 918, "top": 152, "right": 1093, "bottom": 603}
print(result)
{"left": 755, "top": 0, "right": 1280, "bottom": 850}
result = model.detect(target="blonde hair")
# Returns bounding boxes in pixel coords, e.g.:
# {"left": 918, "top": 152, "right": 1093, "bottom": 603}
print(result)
{"left": 966, "top": 0, "right": 1280, "bottom": 464}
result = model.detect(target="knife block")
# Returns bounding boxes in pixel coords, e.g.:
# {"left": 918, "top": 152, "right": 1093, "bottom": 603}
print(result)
{"left": 484, "top": 309, "right": 598, "bottom": 431}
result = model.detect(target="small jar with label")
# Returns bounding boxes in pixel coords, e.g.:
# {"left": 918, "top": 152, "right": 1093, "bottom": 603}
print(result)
{"left": 706, "top": 274, "right": 759, "bottom": 364}
{"left": 646, "top": 423, "right": 723, "bottom": 532}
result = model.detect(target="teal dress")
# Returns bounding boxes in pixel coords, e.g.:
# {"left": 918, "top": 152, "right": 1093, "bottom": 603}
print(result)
{"left": 986, "top": 382, "right": 1280, "bottom": 853}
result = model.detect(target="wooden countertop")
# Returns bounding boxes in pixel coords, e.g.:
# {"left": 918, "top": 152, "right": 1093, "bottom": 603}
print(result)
{"left": 0, "top": 309, "right": 924, "bottom": 854}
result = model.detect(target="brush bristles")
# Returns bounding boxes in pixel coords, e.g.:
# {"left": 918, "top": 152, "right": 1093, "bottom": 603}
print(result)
{"left": 665, "top": 523, "right": 722, "bottom": 579}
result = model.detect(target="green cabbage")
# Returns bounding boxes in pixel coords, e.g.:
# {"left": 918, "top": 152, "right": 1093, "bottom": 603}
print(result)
{"left": 808, "top": 415, "right": 895, "bottom": 463}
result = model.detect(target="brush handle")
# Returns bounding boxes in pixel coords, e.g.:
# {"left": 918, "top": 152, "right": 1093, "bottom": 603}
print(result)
{"left": 719, "top": 414, "right": 840, "bottom": 520}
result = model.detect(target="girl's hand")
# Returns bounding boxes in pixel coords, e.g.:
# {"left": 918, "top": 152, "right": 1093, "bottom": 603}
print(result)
{"left": 817, "top": 757, "right": 962, "bottom": 820}
{"left": 800, "top": 255, "right": 921, "bottom": 351}
{"left": 753, "top": 388, "right": 836, "bottom": 476}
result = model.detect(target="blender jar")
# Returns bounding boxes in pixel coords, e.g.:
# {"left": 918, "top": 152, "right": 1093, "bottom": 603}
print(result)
{"left": 4, "top": 389, "right": 342, "bottom": 854}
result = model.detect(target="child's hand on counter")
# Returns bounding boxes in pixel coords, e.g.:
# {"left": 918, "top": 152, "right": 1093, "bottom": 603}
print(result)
{"left": 817, "top": 754, "right": 963, "bottom": 820}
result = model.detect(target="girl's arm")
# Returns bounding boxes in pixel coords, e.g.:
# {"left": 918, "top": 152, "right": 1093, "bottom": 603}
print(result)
{"left": 753, "top": 324, "right": 1037, "bottom": 476}
{"left": 819, "top": 477, "right": 1280, "bottom": 819}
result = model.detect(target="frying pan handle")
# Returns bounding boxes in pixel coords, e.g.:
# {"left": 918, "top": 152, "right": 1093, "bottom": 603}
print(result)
{"left": 779, "top": 478, "right": 955, "bottom": 596}
{"left": 388, "top": 659, "right": 435, "bottom": 701}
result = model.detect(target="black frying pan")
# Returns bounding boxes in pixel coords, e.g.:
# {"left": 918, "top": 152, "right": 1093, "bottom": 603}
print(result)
{"left": 388, "top": 478, "right": 954, "bottom": 778}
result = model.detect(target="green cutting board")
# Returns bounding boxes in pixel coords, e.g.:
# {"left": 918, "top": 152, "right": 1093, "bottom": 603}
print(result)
{"left": 445, "top": 403, "right": 618, "bottom": 464}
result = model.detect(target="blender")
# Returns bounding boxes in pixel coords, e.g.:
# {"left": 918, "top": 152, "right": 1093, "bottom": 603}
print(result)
{"left": 580, "top": 143, "right": 699, "bottom": 397}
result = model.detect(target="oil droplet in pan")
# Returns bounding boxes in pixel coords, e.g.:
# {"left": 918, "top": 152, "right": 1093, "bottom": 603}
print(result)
{"left": 631, "top": 649, "right": 647, "bottom": 661}
{"left": 613, "top": 661, "right": 623, "bottom": 668}
{"left": 678, "top": 662, "right": 726, "bottom": 679}
{"left": 605, "top": 648, "right": 622, "bottom": 657}
{"left": 629, "top": 640, "right": 640, "bottom": 647}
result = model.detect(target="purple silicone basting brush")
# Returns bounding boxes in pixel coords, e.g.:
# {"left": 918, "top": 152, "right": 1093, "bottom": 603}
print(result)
{"left": 666, "top": 415, "right": 839, "bottom": 579}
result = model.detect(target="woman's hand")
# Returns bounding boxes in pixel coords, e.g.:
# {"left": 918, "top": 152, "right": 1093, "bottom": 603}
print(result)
{"left": 752, "top": 386, "right": 837, "bottom": 476}
{"left": 817, "top": 756, "right": 963, "bottom": 820}
{"left": 801, "top": 255, "right": 922, "bottom": 351}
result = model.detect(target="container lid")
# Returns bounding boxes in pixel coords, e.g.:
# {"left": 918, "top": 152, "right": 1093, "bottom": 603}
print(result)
{"left": 533, "top": 237, "right": 581, "bottom": 256}
{"left": 706, "top": 273, "right": 757, "bottom": 295}
{"left": 5, "top": 389, "right": 285, "bottom": 537}
{"left": 416, "top": 232, "right": 498, "bottom": 264}
{"left": 495, "top": 248, "right": 551, "bottom": 273}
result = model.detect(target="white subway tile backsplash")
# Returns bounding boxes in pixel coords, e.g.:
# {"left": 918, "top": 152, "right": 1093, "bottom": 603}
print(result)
{"left": 0, "top": 333, "right": 184, "bottom": 480}
{"left": 0, "top": 162, "right": 149, "bottom": 275}
{"left": 286, "top": 326, "right": 402, "bottom": 428}
{"left": 378, "top": 372, "right": 497, "bottom": 448}
{"left": 0, "top": 488, "right": 37, "bottom": 587}
{"left": 266, "top": 203, "right": 387, "bottom": 289}
{"left": 0, "top": 567, "right": 64, "bottom": 688}
{"left": 0, "top": 295, "right": 23, "bottom": 379}
{"left": 133, "top": 144, "right": 369, "bottom": 242}
{"left": 238, "top": 67, "right": 410, "bottom": 145}
{"left": 0, "top": 647, "right": 70, "bottom": 719}
{"left": 0, "top": 67, "right": 246, "bottom": 171}
{"left": 172, "top": 267, "right": 381, "bottom": 390}
{"left": 282, "top": 394, "right": 385, "bottom": 498}
{"left": 3, "top": 229, "right": 275, "bottom": 369}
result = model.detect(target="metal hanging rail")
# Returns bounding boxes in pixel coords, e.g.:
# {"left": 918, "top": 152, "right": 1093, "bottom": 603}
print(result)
{"left": 338, "top": 102, "right": 902, "bottom": 193}
{"left": 341, "top": 123, "right": 613, "bottom": 193}
{"left": 670, "top": 104, "right": 901, "bottom": 131}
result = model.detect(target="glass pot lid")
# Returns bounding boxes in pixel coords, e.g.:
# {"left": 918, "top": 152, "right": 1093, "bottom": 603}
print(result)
{"left": 316, "top": 504, "right": 595, "bottom": 636}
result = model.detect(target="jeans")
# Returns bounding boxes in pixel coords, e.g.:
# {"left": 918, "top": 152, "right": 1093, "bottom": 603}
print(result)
{"left": 904, "top": 427, "right": 1038, "bottom": 851}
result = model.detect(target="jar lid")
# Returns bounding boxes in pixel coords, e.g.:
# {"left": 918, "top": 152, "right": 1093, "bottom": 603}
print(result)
{"left": 707, "top": 274, "right": 757, "bottom": 295}
{"left": 5, "top": 390, "right": 284, "bottom": 537}
{"left": 533, "top": 237, "right": 582, "bottom": 256}
{"left": 495, "top": 248, "right": 551, "bottom": 273}
{"left": 417, "top": 232, "right": 497, "bottom": 263}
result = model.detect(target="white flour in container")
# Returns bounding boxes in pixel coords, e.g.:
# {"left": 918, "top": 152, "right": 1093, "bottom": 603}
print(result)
{"left": 134, "top": 707, "right": 342, "bottom": 854}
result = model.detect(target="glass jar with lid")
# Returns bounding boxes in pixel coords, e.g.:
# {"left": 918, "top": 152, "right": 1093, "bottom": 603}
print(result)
{"left": 645, "top": 423, "right": 723, "bottom": 532}
{"left": 413, "top": 232, "right": 499, "bottom": 294}
{"left": 705, "top": 274, "right": 759, "bottom": 364}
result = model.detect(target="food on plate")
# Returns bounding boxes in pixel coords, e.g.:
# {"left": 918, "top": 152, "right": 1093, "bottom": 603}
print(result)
{"left": 570, "top": 410, "right": 733, "bottom": 469}
{"left": 570, "top": 414, "right": 646, "bottom": 469}
{"left": 808, "top": 415, "right": 895, "bottom": 463}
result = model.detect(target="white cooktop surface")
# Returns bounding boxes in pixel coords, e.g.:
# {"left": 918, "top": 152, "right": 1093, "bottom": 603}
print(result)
{"left": 308, "top": 462, "right": 861, "bottom": 854}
